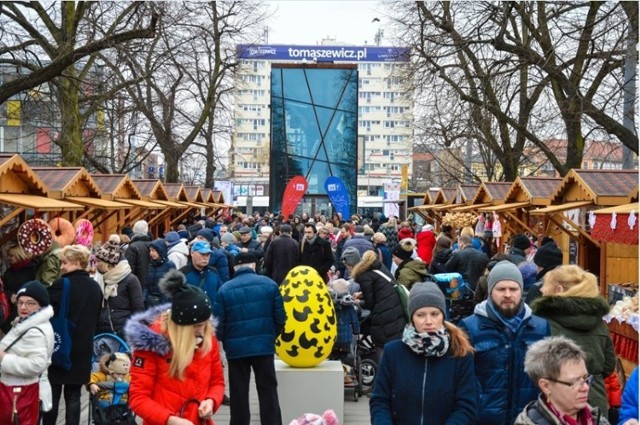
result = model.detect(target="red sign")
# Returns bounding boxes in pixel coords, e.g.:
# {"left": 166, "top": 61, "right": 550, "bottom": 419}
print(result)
{"left": 281, "top": 176, "right": 308, "bottom": 218}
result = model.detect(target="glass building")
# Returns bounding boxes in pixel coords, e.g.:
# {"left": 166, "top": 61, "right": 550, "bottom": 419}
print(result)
{"left": 270, "top": 63, "right": 358, "bottom": 216}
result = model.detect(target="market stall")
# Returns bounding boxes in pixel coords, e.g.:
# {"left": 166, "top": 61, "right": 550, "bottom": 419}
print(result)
{"left": 132, "top": 179, "right": 176, "bottom": 237}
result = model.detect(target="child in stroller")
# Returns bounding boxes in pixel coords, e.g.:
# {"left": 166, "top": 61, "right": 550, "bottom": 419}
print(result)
{"left": 328, "top": 279, "right": 360, "bottom": 384}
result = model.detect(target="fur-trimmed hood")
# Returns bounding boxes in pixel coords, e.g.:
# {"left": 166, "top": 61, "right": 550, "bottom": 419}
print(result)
{"left": 531, "top": 295, "right": 610, "bottom": 331}
{"left": 351, "top": 251, "right": 382, "bottom": 280}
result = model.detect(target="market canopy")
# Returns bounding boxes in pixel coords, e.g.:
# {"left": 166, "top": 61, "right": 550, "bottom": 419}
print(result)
{"left": 0, "top": 154, "right": 49, "bottom": 196}
{"left": 32, "top": 167, "right": 102, "bottom": 199}
{"left": 530, "top": 200, "right": 594, "bottom": 215}
{"left": 504, "top": 176, "right": 563, "bottom": 206}
{"left": 548, "top": 169, "right": 638, "bottom": 206}
{"left": 0, "top": 194, "right": 84, "bottom": 211}
{"left": 591, "top": 203, "right": 639, "bottom": 245}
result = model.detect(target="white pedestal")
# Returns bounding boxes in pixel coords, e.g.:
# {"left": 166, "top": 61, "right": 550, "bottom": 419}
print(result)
{"left": 275, "top": 359, "right": 344, "bottom": 424}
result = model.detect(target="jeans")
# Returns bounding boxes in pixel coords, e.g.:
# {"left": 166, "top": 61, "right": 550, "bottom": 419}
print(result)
{"left": 42, "top": 384, "right": 82, "bottom": 425}
{"left": 228, "top": 355, "right": 282, "bottom": 425}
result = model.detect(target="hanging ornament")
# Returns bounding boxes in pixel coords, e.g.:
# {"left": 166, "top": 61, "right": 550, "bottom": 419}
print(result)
{"left": 610, "top": 212, "right": 617, "bottom": 230}
{"left": 628, "top": 211, "right": 637, "bottom": 230}
{"left": 588, "top": 211, "right": 596, "bottom": 229}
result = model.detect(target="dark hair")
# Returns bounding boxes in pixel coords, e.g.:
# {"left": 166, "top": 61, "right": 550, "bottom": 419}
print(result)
{"left": 304, "top": 223, "right": 317, "bottom": 234}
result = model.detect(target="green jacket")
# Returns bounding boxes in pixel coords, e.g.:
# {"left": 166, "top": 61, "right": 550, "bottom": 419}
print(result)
{"left": 395, "top": 259, "right": 428, "bottom": 290}
{"left": 514, "top": 395, "right": 609, "bottom": 425}
{"left": 531, "top": 295, "right": 616, "bottom": 415}
{"left": 35, "top": 240, "right": 62, "bottom": 286}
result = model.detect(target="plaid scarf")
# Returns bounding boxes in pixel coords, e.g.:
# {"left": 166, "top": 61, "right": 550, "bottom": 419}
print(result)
{"left": 401, "top": 325, "right": 450, "bottom": 357}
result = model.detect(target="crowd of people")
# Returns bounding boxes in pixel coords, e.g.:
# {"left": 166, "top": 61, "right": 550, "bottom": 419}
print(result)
{"left": 0, "top": 209, "right": 636, "bottom": 425}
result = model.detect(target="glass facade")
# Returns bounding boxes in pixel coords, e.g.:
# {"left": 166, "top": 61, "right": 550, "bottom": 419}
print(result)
{"left": 270, "top": 64, "right": 358, "bottom": 216}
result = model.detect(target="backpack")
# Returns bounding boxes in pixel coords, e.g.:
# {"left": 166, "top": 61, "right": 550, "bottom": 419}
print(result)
{"left": 373, "top": 270, "right": 410, "bottom": 322}
{"left": 0, "top": 278, "right": 10, "bottom": 324}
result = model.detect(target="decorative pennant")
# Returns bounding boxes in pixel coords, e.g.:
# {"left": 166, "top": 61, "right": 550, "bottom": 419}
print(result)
{"left": 281, "top": 176, "right": 308, "bottom": 218}
{"left": 588, "top": 211, "right": 596, "bottom": 229}
{"left": 628, "top": 211, "right": 636, "bottom": 230}
{"left": 610, "top": 212, "right": 617, "bottom": 230}
{"left": 324, "top": 176, "right": 350, "bottom": 219}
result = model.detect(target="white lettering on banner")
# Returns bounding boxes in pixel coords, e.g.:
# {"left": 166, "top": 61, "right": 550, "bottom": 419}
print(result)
{"left": 295, "top": 183, "right": 305, "bottom": 191}
{"left": 328, "top": 184, "right": 338, "bottom": 191}
{"left": 247, "top": 46, "right": 277, "bottom": 56}
{"left": 288, "top": 47, "right": 368, "bottom": 61}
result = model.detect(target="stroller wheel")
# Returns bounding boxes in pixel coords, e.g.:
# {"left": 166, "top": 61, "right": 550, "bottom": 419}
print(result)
{"left": 359, "top": 358, "right": 377, "bottom": 388}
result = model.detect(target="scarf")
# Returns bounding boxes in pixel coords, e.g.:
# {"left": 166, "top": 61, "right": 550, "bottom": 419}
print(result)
{"left": 544, "top": 397, "right": 594, "bottom": 425}
{"left": 100, "top": 261, "right": 132, "bottom": 300}
{"left": 301, "top": 235, "right": 317, "bottom": 253}
{"left": 486, "top": 299, "right": 526, "bottom": 334}
{"left": 401, "top": 324, "right": 450, "bottom": 357}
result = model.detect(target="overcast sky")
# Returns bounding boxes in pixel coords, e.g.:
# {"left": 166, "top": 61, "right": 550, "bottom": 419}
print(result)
{"left": 266, "top": 1, "right": 386, "bottom": 46}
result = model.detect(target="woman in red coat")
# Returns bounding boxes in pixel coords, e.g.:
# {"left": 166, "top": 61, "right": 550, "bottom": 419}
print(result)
{"left": 125, "top": 270, "right": 225, "bottom": 425}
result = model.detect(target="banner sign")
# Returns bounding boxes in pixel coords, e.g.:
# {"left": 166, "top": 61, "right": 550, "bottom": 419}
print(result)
{"left": 383, "top": 181, "right": 401, "bottom": 218}
{"left": 281, "top": 176, "right": 308, "bottom": 218}
{"left": 324, "top": 176, "right": 350, "bottom": 219}
{"left": 237, "top": 44, "right": 410, "bottom": 63}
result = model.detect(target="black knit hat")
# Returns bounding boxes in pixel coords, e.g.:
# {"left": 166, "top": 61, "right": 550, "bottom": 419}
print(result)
{"left": 512, "top": 234, "right": 530, "bottom": 251}
{"left": 392, "top": 238, "right": 416, "bottom": 261}
{"left": 17, "top": 280, "right": 50, "bottom": 307}
{"left": 159, "top": 270, "right": 212, "bottom": 325}
{"left": 533, "top": 242, "right": 563, "bottom": 269}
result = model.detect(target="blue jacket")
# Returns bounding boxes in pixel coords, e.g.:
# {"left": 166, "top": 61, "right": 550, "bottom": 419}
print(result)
{"left": 370, "top": 339, "right": 477, "bottom": 425}
{"left": 618, "top": 367, "right": 638, "bottom": 425}
{"left": 147, "top": 239, "right": 176, "bottom": 298}
{"left": 179, "top": 263, "right": 222, "bottom": 307}
{"left": 214, "top": 268, "right": 285, "bottom": 360}
{"left": 458, "top": 301, "right": 550, "bottom": 425}
{"left": 208, "top": 248, "right": 230, "bottom": 283}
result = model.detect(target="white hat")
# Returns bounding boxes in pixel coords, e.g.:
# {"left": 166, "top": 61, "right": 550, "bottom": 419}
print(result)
{"left": 422, "top": 224, "right": 434, "bottom": 232}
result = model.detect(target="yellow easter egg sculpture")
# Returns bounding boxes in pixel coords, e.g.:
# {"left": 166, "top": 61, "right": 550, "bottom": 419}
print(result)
{"left": 276, "top": 265, "right": 337, "bottom": 367}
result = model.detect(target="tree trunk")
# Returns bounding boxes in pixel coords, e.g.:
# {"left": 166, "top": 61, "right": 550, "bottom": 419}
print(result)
{"left": 164, "top": 155, "right": 180, "bottom": 183}
{"left": 57, "top": 69, "right": 84, "bottom": 167}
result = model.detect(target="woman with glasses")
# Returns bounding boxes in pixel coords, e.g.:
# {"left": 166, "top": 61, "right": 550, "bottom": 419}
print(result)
{"left": 531, "top": 265, "right": 616, "bottom": 416}
{"left": 515, "top": 336, "right": 610, "bottom": 424}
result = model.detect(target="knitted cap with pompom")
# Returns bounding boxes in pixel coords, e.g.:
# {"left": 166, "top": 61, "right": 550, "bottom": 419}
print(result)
{"left": 96, "top": 234, "right": 122, "bottom": 265}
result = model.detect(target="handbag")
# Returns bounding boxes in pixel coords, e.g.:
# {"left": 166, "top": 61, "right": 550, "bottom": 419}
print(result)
{"left": 179, "top": 398, "right": 211, "bottom": 425}
{"left": 50, "top": 278, "right": 76, "bottom": 370}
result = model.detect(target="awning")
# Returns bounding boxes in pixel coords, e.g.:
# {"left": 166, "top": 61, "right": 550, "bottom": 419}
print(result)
{"left": 180, "top": 201, "right": 206, "bottom": 209}
{"left": 479, "top": 202, "right": 531, "bottom": 212}
{"left": 0, "top": 194, "right": 84, "bottom": 211}
{"left": 66, "top": 197, "right": 130, "bottom": 210}
{"left": 593, "top": 203, "right": 639, "bottom": 214}
{"left": 432, "top": 203, "right": 461, "bottom": 211}
{"left": 449, "top": 203, "right": 492, "bottom": 212}
{"left": 529, "top": 201, "right": 594, "bottom": 215}
{"left": 116, "top": 199, "right": 166, "bottom": 209}
{"left": 153, "top": 200, "right": 188, "bottom": 209}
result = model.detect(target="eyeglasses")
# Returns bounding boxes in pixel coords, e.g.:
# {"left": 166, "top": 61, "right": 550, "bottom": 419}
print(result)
{"left": 546, "top": 374, "right": 594, "bottom": 389}
{"left": 17, "top": 300, "right": 39, "bottom": 308}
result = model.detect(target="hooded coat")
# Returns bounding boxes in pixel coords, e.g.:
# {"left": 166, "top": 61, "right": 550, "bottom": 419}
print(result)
{"left": 531, "top": 296, "right": 616, "bottom": 414}
{"left": 429, "top": 248, "right": 453, "bottom": 275}
{"left": 394, "top": 259, "right": 429, "bottom": 290}
{"left": 416, "top": 230, "right": 436, "bottom": 266}
{"left": 351, "top": 255, "right": 406, "bottom": 347}
{"left": 147, "top": 239, "right": 176, "bottom": 303}
{"left": 167, "top": 241, "right": 190, "bottom": 270}
{"left": 124, "top": 306, "right": 224, "bottom": 425}
{"left": 125, "top": 233, "right": 151, "bottom": 291}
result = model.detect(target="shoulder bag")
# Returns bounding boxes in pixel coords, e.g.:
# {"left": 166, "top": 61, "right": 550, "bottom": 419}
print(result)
{"left": 50, "top": 277, "right": 76, "bottom": 370}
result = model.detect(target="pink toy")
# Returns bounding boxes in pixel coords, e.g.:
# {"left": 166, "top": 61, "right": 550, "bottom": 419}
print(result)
{"left": 74, "top": 218, "right": 94, "bottom": 247}
{"left": 289, "top": 409, "right": 339, "bottom": 425}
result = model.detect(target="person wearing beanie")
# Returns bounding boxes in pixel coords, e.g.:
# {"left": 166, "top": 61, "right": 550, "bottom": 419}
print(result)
{"left": 95, "top": 235, "right": 144, "bottom": 338}
{"left": 416, "top": 223, "right": 437, "bottom": 268}
{"left": 214, "top": 246, "right": 286, "bottom": 424}
{"left": 397, "top": 225, "right": 414, "bottom": 241}
{"left": 0, "top": 280, "right": 55, "bottom": 425}
{"left": 145, "top": 239, "right": 177, "bottom": 308}
{"left": 179, "top": 241, "right": 223, "bottom": 309}
{"left": 530, "top": 265, "right": 616, "bottom": 415}
{"left": 509, "top": 233, "right": 532, "bottom": 265}
{"left": 370, "top": 280, "right": 477, "bottom": 424}
{"left": 125, "top": 220, "right": 151, "bottom": 296}
{"left": 458, "top": 260, "right": 550, "bottom": 425}
{"left": 525, "top": 241, "right": 564, "bottom": 305}
{"left": 42, "top": 244, "right": 102, "bottom": 425}
{"left": 392, "top": 238, "right": 428, "bottom": 291}
{"left": 124, "top": 270, "right": 224, "bottom": 425}
{"left": 165, "top": 231, "right": 189, "bottom": 269}
{"left": 351, "top": 250, "right": 407, "bottom": 364}
{"left": 193, "top": 228, "right": 230, "bottom": 283}
{"left": 88, "top": 352, "right": 132, "bottom": 407}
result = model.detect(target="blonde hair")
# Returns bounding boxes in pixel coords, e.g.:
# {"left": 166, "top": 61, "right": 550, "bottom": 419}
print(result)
{"left": 444, "top": 322, "right": 474, "bottom": 357}
{"left": 61, "top": 245, "right": 91, "bottom": 269}
{"left": 542, "top": 265, "right": 599, "bottom": 298}
{"left": 7, "top": 243, "right": 32, "bottom": 262}
{"left": 460, "top": 227, "right": 475, "bottom": 239}
{"left": 161, "top": 311, "right": 213, "bottom": 380}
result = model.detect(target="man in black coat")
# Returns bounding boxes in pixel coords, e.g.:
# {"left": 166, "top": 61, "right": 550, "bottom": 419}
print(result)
{"left": 263, "top": 224, "right": 300, "bottom": 285}
{"left": 125, "top": 220, "right": 151, "bottom": 292}
{"left": 237, "top": 226, "right": 264, "bottom": 260}
{"left": 300, "top": 223, "right": 334, "bottom": 283}
{"left": 445, "top": 234, "right": 489, "bottom": 290}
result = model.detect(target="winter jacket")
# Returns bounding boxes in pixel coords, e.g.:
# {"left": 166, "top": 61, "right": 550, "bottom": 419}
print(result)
{"left": 1, "top": 259, "right": 39, "bottom": 333}
{"left": 48, "top": 269, "right": 103, "bottom": 385}
{"left": 514, "top": 395, "right": 609, "bottom": 425}
{"left": 0, "top": 305, "right": 54, "bottom": 414}
{"left": 445, "top": 246, "right": 489, "bottom": 289}
{"left": 300, "top": 236, "right": 334, "bottom": 282}
{"left": 429, "top": 248, "right": 453, "bottom": 275}
{"left": 125, "top": 233, "right": 151, "bottom": 291}
{"left": 618, "top": 367, "right": 638, "bottom": 425}
{"left": 208, "top": 248, "right": 230, "bottom": 283}
{"left": 416, "top": 230, "right": 436, "bottom": 266}
{"left": 459, "top": 301, "right": 550, "bottom": 425}
{"left": 97, "top": 272, "right": 145, "bottom": 336}
{"left": 214, "top": 268, "right": 286, "bottom": 360}
{"left": 180, "top": 263, "right": 222, "bottom": 307}
{"left": 35, "top": 240, "right": 62, "bottom": 286}
{"left": 124, "top": 306, "right": 225, "bottom": 425}
{"left": 263, "top": 234, "right": 300, "bottom": 285}
{"left": 531, "top": 296, "right": 617, "bottom": 414}
{"left": 351, "top": 255, "right": 407, "bottom": 347}
{"left": 379, "top": 224, "right": 399, "bottom": 253}
{"left": 395, "top": 259, "right": 429, "bottom": 290}
{"left": 147, "top": 240, "right": 176, "bottom": 304}
{"left": 167, "top": 242, "right": 189, "bottom": 270}
{"left": 376, "top": 243, "right": 393, "bottom": 271}
{"left": 343, "top": 235, "right": 374, "bottom": 257}
{"left": 237, "top": 238, "right": 264, "bottom": 260}
{"left": 509, "top": 247, "right": 527, "bottom": 266}
{"left": 333, "top": 294, "right": 360, "bottom": 347}
{"left": 370, "top": 339, "right": 477, "bottom": 425}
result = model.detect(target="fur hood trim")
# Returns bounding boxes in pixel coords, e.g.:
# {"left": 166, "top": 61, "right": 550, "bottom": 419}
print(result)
{"left": 124, "top": 304, "right": 219, "bottom": 356}
{"left": 351, "top": 251, "right": 380, "bottom": 280}
{"left": 532, "top": 295, "right": 610, "bottom": 330}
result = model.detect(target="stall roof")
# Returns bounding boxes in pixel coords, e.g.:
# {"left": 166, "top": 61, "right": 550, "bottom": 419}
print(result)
{"left": 201, "top": 188, "right": 214, "bottom": 204}
{"left": 92, "top": 174, "right": 142, "bottom": 200}
{"left": 549, "top": 169, "right": 638, "bottom": 206}
{"left": 592, "top": 203, "right": 639, "bottom": 215}
{"left": 449, "top": 202, "right": 492, "bottom": 212}
{"left": 32, "top": 167, "right": 102, "bottom": 199}
{"left": 530, "top": 200, "right": 594, "bottom": 215}
{"left": 457, "top": 185, "right": 480, "bottom": 204}
{"left": 183, "top": 186, "right": 204, "bottom": 203}
{"left": 0, "top": 154, "right": 48, "bottom": 196}
{"left": 116, "top": 199, "right": 166, "bottom": 209}
{"left": 441, "top": 188, "right": 457, "bottom": 204}
{"left": 0, "top": 194, "right": 84, "bottom": 211}
{"left": 505, "top": 176, "right": 563, "bottom": 206}
{"left": 153, "top": 200, "right": 188, "bottom": 209}
{"left": 479, "top": 201, "right": 531, "bottom": 212}
{"left": 132, "top": 179, "right": 169, "bottom": 201}
{"left": 66, "top": 197, "right": 130, "bottom": 210}
{"left": 472, "top": 182, "right": 512, "bottom": 205}
{"left": 429, "top": 189, "right": 443, "bottom": 204}
{"left": 164, "top": 183, "right": 189, "bottom": 202}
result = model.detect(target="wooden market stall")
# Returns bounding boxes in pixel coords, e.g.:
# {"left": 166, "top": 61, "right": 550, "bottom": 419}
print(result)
{"left": 0, "top": 155, "right": 85, "bottom": 246}
{"left": 132, "top": 179, "right": 178, "bottom": 237}
{"left": 530, "top": 169, "right": 638, "bottom": 277}
{"left": 592, "top": 202, "right": 639, "bottom": 376}
{"left": 164, "top": 183, "right": 200, "bottom": 227}
{"left": 410, "top": 188, "right": 453, "bottom": 228}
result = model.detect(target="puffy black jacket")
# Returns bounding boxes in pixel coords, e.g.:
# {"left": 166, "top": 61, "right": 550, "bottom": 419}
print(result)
{"left": 97, "top": 273, "right": 144, "bottom": 337}
{"left": 125, "top": 234, "right": 151, "bottom": 290}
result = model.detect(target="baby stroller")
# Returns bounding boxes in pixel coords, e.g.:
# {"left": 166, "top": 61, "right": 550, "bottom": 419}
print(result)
{"left": 432, "top": 273, "right": 474, "bottom": 323}
{"left": 352, "top": 310, "right": 378, "bottom": 398}
{"left": 88, "top": 333, "right": 136, "bottom": 425}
